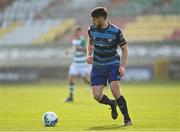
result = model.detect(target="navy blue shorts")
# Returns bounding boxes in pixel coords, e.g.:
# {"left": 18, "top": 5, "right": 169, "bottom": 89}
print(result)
{"left": 90, "top": 64, "right": 121, "bottom": 86}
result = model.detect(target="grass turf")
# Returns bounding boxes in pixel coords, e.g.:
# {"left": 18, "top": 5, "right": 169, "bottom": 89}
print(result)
{"left": 0, "top": 81, "right": 180, "bottom": 131}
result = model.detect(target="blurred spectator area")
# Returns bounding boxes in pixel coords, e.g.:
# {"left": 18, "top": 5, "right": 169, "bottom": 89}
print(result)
{"left": 76, "top": 15, "right": 180, "bottom": 43}
{"left": 0, "top": 19, "right": 75, "bottom": 45}
{"left": 66, "top": 0, "right": 180, "bottom": 43}
{"left": 0, "top": 0, "right": 179, "bottom": 45}
{"left": 0, "top": 0, "right": 108, "bottom": 45}
{"left": 107, "top": 0, "right": 180, "bottom": 42}
{"left": 123, "top": 15, "right": 180, "bottom": 42}
{"left": 0, "top": 0, "right": 13, "bottom": 11}
{"left": 0, "top": 0, "right": 76, "bottom": 45}
{"left": 0, "top": 0, "right": 180, "bottom": 81}
{"left": 0, "top": 0, "right": 180, "bottom": 68}
{"left": 109, "top": 0, "right": 180, "bottom": 16}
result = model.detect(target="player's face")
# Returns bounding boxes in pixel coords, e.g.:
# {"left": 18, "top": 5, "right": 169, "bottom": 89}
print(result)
{"left": 74, "top": 29, "right": 81, "bottom": 38}
{"left": 92, "top": 17, "right": 103, "bottom": 28}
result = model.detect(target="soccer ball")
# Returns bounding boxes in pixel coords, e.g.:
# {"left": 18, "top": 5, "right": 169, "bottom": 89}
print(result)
{"left": 42, "top": 111, "right": 58, "bottom": 127}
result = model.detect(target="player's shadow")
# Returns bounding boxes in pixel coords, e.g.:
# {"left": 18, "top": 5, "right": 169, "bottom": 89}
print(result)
{"left": 86, "top": 124, "right": 126, "bottom": 131}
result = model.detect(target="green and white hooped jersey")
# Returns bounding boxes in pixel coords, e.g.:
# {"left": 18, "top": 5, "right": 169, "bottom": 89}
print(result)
{"left": 72, "top": 36, "right": 86, "bottom": 64}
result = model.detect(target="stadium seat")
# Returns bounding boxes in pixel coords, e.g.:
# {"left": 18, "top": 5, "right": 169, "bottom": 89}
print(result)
{"left": 33, "top": 19, "right": 76, "bottom": 44}
{"left": 123, "top": 15, "right": 180, "bottom": 42}
{"left": 0, "top": 19, "right": 64, "bottom": 45}
{"left": 0, "top": 21, "right": 23, "bottom": 39}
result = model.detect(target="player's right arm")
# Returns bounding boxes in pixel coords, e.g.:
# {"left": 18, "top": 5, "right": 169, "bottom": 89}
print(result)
{"left": 86, "top": 37, "right": 93, "bottom": 64}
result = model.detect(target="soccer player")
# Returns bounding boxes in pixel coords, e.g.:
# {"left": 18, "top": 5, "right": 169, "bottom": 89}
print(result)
{"left": 86, "top": 7, "right": 132, "bottom": 125}
{"left": 65, "top": 25, "right": 91, "bottom": 102}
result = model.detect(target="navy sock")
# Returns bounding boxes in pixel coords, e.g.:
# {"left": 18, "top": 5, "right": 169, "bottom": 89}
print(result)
{"left": 116, "top": 96, "right": 130, "bottom": 119}
{"left": 99, "top": 95, "right": 111, "bottom": 105}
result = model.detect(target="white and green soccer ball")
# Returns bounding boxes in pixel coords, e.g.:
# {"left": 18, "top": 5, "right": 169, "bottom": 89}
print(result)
{"left": 42, "top": 111, "right": 58, "bottom": 127}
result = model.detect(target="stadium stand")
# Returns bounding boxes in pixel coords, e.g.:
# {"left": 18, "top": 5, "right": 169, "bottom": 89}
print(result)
{"left": 0, "top": 0, "right": 180, "bottom": 45}
{"left": 0, "top": 0, "right": 180, "bottom": 82}
{"left": 106, "top": 0, "right": 180, "bottom": 42}
{"left": 0, "top": 0, "right": 76, "bottom": 45}
{"left": 1, "top": 0, "right": 52, "bottom": 21}
{"left": 0, "top": 21, "right": 22, "bottom": 39}
{"left": 110, "top": 0, "right": 180, "bottom": 16}
{"left": 123, "top": 15, "right": 180, "bottom": 42}
{"left": 33, "top": 19, "right": 75, "bottom": 44}
{"left": 170, "top": 30, "right": 180, "bottom": 41}
{"left": 0, "top": 19, "right": 63, "bottom": 45}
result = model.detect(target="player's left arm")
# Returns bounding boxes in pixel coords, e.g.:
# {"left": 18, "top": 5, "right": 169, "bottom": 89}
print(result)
{"left": 119, "top": 44, "right": 128, "bottom": 77}
{"left": 120, "top": 44, "right": 128, "bottom": 68}
{"left": 117, "top": 29, "right": 128, "bottom": 77}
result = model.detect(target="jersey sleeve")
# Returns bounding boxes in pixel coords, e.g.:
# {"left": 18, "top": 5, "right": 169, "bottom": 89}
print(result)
{"left": 117, "top": 29, "right": 126, "bottom": 47}
{"left": 81, "top": 38, "right": 86, "bottom": 48}
{"left": 88, "top": 27, "right": 93, "bottom": 45}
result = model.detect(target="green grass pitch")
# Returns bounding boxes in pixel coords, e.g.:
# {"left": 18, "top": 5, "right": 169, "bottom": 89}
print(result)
{"left": 0, "top": 81, "right": 179, "bottom": 131}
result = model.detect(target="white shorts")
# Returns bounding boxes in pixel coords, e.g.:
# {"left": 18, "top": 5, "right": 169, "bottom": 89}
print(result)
{"left": 69, "top": 63, "right": 91, "bottom": 77}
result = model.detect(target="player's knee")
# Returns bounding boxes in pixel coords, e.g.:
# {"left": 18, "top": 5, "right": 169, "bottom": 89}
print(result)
{"left": 68, "top": 75, "right": 74, "bottom": 82}
{"left": 112, "top": 88, "right": 122, "bottom": 99}
{"left": 82, "top": 77, "right": 90, "bottom": 86}
{"left": 113, "top": 92, "right": 121, "bottom": 99}
{"left": 83, "top": 77, "right": 88, "bottom": 83}
{"left": 93, "top": 94, "right": 101, "bottom": 101}
{"left": 93, "top": 95, "right": 102, "bottom": 102}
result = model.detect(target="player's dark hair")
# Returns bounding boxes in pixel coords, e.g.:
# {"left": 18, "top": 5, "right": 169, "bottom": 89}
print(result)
{"left": 91, "top": 7, "right": 107, "bottom": 19}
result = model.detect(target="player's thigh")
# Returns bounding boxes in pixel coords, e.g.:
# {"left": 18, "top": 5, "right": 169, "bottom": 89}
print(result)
{"left": 69, "top": 64, "right": 79, "bottom": 76}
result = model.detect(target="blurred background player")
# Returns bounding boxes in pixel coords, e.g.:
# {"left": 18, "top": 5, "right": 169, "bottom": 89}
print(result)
{"left": 65, "top": 25, "right": 91, "bottom": 102}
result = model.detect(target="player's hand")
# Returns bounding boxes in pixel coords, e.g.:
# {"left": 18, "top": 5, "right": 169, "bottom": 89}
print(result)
{"left": 86, "top": 56, "right": 93, "bottom": 64}
{"left": 119, "top": 65, "right": 125, "bottom": 77}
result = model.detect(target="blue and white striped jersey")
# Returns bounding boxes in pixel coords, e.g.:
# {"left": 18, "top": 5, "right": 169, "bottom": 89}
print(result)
{"left": 88, "top": 23, "right": 126, "bottom": 66}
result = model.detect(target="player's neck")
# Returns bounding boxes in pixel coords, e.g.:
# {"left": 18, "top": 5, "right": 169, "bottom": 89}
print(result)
{"left": 75, "top": 35, "right": 81, "bottom": 39}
